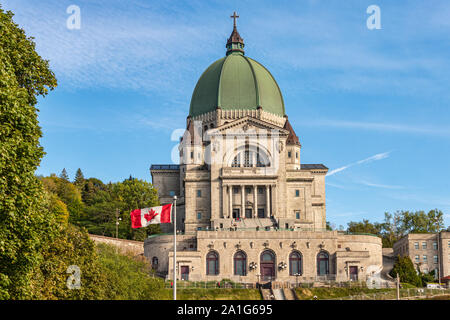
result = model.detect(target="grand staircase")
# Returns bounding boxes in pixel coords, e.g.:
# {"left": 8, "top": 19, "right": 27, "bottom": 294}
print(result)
{"left": 233, "top": 218, "right": 276, "bottom": 230}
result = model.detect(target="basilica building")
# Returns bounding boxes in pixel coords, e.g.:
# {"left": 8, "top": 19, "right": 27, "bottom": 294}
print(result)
{"left": 144, "top": 16, "right": 382, "bottom": 284}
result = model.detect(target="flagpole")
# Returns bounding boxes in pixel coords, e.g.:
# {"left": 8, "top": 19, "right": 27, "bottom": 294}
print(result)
{"left": 173, "top": 195, "right": 177, "bottom": 300}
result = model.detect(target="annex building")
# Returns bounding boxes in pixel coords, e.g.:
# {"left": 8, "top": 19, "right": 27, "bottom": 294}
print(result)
{"left": 144, "top": 15, "right": 383, "bottom": 284}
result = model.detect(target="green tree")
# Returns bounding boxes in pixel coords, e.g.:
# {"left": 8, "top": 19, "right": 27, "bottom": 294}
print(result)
{"left": 112, "top": 178, "right": 160, "bottom": 240}
{"left": 0, "top": 7, "right": 58, "bottom": 299}
{"left": 390, "top": 255, "right": 422, "bottom": 287}
{"left": 419, "top": 270, "right": 436, "bottom": 287}
{"left": 96, "top": 243, "right": 169, "bottom": 299}
{"left": 31, "top": 224, "right": 108, "bottom": 299}
{"left": 326, "top": 221, "right": 334, "bottom": 231}
{"left": 347, "top": 219, "right": 382, "bottom": 235}
{"left": 73, "top": 168, "right": 85, "bottom": 190}
{"left": 41, "top": 176, "right": 85, "bottom": 222}
{"left": 82, "top": 177, "right": 107, "bottom": 205}
{"left": 60, "top": 168, "right": 69, "bottom": 181}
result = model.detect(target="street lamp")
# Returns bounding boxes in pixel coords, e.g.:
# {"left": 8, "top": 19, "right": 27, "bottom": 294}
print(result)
{"left": 433, "top": 217, "right": 441, "bottom": 285}
{"left": 115, "top": 208, "right": 122, "bottom": 239}
{"left": 294, "top": 273, "right": 300, "bottom": 288}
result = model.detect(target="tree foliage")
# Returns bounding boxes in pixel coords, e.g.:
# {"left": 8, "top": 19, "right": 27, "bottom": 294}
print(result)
{"left": 41, "top": 174, "right": 161, "bottom": 241}
{"left": 390, "top": 255, "right": 422, "bottom": 287}
{"left": 346, "top": 210, "right": 446, "bottom": 248}
{"left": 73, "top": 168, "right": 85, "bottom": 190}
{"left": 0, "top": 7, "right": 58, "bottom": 299}
{"left": 31, "top": 224, "right": 108, "bottom": 299}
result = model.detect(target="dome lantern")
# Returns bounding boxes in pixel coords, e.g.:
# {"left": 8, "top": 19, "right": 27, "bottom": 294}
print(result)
{"left": 226, "top": 12, "right": 245, "bottom": 56}
{"left": 189, "top": 14, "right": 285, "bottom": 118}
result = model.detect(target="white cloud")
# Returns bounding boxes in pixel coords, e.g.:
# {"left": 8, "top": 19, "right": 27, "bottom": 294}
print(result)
{"left": 358, "top": 181, "right": 404, "bottom": 190}
{"left": 326, "top": 151, "right": 390, "bottom": 176}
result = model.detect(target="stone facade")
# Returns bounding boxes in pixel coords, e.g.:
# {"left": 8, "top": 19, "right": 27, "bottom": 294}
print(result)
{"left": 144, "top": 21, "right": 383, "bottom": 284}
{"left": 145, "top": 110, "right": 384, "bottom": 284}
{"left": 393, "top": 232, "right": 450, "bottom": 280}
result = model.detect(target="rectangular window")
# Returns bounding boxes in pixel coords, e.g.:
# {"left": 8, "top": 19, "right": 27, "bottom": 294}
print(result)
{"left": 434, "top": 255, "right": 438, "bottom": 264}
{"left": 197, "top": 227, "right": 202, "bottom": 231}
{"left": 197, "top": 190, "right": 202, "bottom": 197}
{"left": 433, "top": 242, "right": 438, "bottom": 250}
{"left": 296, "top": 152, "right": 298, "bottom": 159}
{"left": 422, "top": 242, "right": 427, "bottom": 249}
{"left": 233, "top": 187, "right": 239, "bottom": 194}
{"left": 295, "top": 190, "right": 300, "bottom": 197}
{"left": 414, "top": 242, "right": 419, "bottom": 250}
{"left": 246, "top": 187, "right": 251, "bottom": 194}
{"left": 197, "top": 212, "right": 202, "bottom": 220}
{"left": 190, "top": 151, "right": 194, "bottom": 159}
{"left": 448, "top": 241, "right": 450, "bottom": 248}
{"left": 296, "top": 212, "right": 300, "bottom": 219}
{"left": 415, "top": 255, "right": 420, "bottom": 263}
{"left": 258, "top": 187, "right": 264, "bottom": 194}
{"left": 288, "top": 151, "right": 292, "bottom": 158}
{"left": 423, "top": 255, "right": 427, "bottom": 262}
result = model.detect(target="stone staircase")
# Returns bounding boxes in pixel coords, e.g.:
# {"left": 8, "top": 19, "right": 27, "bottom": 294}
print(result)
{"left": 282, "top": 288, "right": 298, "bottom": 300}
{"left": 260, "top": 288, "right": 274, "bottom": 300}
{"left": 272, "top": 288, "right": 285, "bottom": 300}
{"left": 234, "top": 218, "right": 274, "bottom": 230}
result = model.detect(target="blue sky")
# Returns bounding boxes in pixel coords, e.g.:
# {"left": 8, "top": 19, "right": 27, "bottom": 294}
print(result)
{"left": 2, "top": 0, "right": 450, "bottom": 227}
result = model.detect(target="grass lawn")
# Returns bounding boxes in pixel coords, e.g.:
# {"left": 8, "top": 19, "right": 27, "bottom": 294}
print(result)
{"left": 175, "top": 289, "right": 261, "bottom": 300}
{"left": 295, "top": 287, "right": 395, "bottom": 300}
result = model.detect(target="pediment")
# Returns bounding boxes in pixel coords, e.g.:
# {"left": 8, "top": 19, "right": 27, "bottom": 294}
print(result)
{"left": 209, "top": 116, "right": 289, "bottom": 136}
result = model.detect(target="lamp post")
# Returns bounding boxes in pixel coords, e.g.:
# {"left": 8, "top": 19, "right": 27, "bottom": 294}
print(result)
{"left": 433, "top": 216, "right": 441, "bottom": 285}
{"left": 115, "top": 208, "right": 121, "bottom": 239}
{"left": 173, "top": 195, "right": 177, "bottom": 300}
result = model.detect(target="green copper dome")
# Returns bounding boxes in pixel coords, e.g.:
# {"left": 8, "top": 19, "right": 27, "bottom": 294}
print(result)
{"left": 189, "top": 23, "right": 285, "bottom": 118}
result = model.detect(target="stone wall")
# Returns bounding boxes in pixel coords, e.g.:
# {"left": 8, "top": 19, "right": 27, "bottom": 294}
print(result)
{"left": 89, "top": 234, "right": 144, "bottom": 256}
{"left": 144, "top": 230, "right": 382, "bottom": 283}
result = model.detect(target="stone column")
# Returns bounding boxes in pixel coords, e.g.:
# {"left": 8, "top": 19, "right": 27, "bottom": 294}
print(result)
{"left": 266, "top": 185, "right": 271, "bottom": 218}
{"left": 272, "top": 184, "right": 277, "bottom": 217}
{"left": 228, "top": 185, "right": 233, "bottom": 219}
{"left": 241, "top": 185, "right": 245, "bottom": 219}
{"left": 253, "top": 185, "right": 257, "bottom": 218}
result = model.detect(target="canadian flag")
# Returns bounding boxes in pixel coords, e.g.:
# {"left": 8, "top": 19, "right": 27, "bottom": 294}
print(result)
{"left": 130, "top": 204, "right": 172, "bottom": 228}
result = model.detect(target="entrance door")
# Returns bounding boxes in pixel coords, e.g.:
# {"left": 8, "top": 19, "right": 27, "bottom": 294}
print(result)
{"left": 181, "top": 266, "right": 189, "bottom": 281}
{"left": 232, "top": 208, "right": 240, "bottom": 220}
{"left": 260, "top": 250, "right": 275, "bottom": 281}
{"left": 349, "top": 266, "right": 358, "bottom": 281}
{"left": 257, "top": 208, "right": 265, "bottom": 218}
{"left": 261, "top": 265, "right": 274, "bottom": 281}
{"left": 245, "top": 208, "right": 252, "bottom": 218}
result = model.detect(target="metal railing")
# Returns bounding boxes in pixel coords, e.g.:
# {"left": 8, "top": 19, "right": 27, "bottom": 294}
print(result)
{"left": 164, "top": 280, "right": 257, "bottom": 289}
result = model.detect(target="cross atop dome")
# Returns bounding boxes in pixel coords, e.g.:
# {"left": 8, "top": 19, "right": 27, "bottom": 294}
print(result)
{"left": 226, "top": 11, "right": 245, "bottom": 56}
{"left": 230, "top": 11, "right": 239, "bottom": 27}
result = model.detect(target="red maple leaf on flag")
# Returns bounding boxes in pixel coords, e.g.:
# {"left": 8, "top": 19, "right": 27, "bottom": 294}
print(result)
{"left": 144, "top": 209, "right": 159, "bottom": 222}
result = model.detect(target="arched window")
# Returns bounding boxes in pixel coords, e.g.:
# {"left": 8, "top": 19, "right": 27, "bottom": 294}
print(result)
{"left": 234, "top": 251, "right": 247, "bottom": 276}
{"left": 317, "top": 251, "right": 329, "bottom": 275}
{"left": 231, "top": 147, "right": 270, "bottom": 168}
{"left": 152, "top": 257, "right": 158, "bottom": 268}
{"left": 289, "top": 251, "right": 302, "bottom": 276}
{"left": 206, "top": 251, "right": 219, "bottom": 275}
